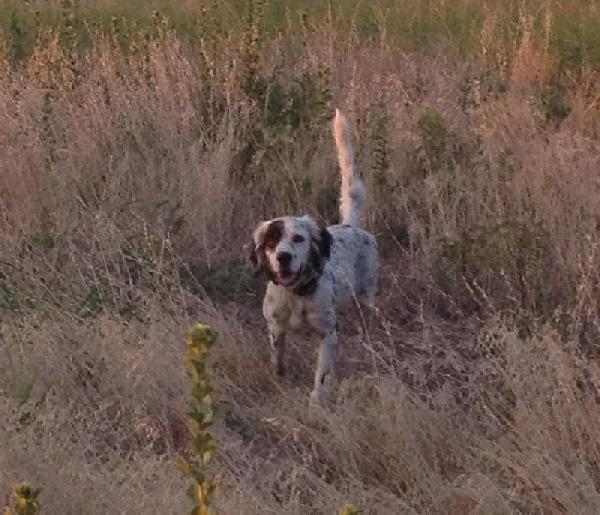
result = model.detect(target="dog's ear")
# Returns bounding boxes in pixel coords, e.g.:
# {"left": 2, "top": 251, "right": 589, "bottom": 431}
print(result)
{"left": 248, "top": 221, "right": 280, "bottom": 279}
{"left": 248, "top": 222, "right": 267, "bottom": 276}
{"left": 308, "top": 221, "right": 332, "bottom": 274}
{"left": 247, "top": 238, "right": 261, "bottom": 275}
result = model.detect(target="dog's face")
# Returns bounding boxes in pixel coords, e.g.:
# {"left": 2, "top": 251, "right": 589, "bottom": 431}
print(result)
{"left": 249, "top": 216, "right": 332, "bottom": 289}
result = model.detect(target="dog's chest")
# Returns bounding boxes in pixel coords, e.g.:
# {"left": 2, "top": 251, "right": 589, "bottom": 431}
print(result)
{"left": 266, "top": 288, "right": 321, "bottom": 334}
{"left": 286, "top": 299, "right": 311, "bottom": 332}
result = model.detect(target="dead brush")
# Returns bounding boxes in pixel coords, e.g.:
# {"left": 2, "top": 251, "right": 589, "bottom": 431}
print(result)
{"left": 2, "top": 1, "right": 600, "bottom": 513}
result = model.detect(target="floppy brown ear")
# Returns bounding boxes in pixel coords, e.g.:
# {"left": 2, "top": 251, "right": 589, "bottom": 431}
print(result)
{"left": 248, "top": 221, "right": 273, "bottom": 278}
{"left": 247, "top": 239, "right": 262, "bottom": 275}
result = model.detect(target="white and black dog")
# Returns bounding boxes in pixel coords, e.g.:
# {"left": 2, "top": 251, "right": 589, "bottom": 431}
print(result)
{"left": 249, "top": 109, "right": 379, "bottom": 406}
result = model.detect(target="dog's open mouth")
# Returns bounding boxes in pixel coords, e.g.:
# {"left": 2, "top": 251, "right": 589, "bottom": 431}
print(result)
{"left": 276, "top": 269, "right": 301, "bottom": 287}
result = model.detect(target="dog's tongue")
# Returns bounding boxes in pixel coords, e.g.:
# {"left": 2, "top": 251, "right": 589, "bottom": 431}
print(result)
{"left": 277, "top": 270, "right": 296, "bottom": 286}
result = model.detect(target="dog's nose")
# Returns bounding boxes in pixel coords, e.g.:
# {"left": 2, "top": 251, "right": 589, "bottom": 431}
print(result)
{"left": 276, "top": 251, "right": 292, "bottom": 267}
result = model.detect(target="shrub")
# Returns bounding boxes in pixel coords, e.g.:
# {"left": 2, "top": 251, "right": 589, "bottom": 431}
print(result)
{"left": 435, "top": 220, "right": 550, "bottom": 314}
{"left": 179, "top": 262, "right": 261, "bottom": 301}
{"left": 417, "top": 108, "right": 449, "bottom": 170}
{"left": 537, "top": 84, "right": 571, "bottom": 123}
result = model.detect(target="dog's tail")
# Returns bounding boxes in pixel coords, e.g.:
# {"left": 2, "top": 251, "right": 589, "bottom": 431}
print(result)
{"left": 334, "top": 109, "right": 365, "bottom": 227}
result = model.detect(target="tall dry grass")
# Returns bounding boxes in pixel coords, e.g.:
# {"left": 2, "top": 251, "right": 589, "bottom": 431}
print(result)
{"left": 2, "top": 2, "right": 600, "bottom": 513}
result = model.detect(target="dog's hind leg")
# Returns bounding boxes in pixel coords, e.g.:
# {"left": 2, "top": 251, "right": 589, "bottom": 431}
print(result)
{"left": 357, "top": 259, "right": 379, "bottom": 337}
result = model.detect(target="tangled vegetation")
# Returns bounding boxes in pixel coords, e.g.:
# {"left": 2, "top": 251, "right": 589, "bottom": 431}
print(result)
{"left": 2, "top": 0, "right": 600, "bottom": 513}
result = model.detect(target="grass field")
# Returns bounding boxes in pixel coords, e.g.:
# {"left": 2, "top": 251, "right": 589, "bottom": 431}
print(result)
{"left": 2, "top": 1, "right": 600, "bottom": 513}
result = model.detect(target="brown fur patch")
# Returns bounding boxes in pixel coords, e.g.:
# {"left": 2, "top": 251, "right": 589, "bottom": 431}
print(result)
{"left": 249, "top": 220, "right": 285, "bottom": 281}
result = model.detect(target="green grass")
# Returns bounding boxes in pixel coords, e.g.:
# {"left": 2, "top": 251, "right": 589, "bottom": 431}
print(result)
{"left": 552, "top": 3, "right": 600, "bottom": 70}
{"left": 2, "top": 0, "right": 600, "bottom": 70}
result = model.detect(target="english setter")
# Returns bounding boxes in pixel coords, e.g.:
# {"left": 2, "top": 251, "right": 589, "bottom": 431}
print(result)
{"left": 249, "top": 110, "right": 379, "bottom": 406}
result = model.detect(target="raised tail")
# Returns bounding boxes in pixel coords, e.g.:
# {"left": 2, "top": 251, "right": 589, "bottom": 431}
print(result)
{"left": 333, "top": 109, "right": 365, "bottom": 227}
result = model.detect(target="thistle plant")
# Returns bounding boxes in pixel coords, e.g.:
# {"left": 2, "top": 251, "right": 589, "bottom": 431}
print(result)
{"left": 0, "top": 36, "right": 10, "bottom": 76}
{"left": 40, "top": 90, "right": 56, "bottom": 170}
{"left": 314, "top": 64, "right": 333, "bottom": 128}
{"left": 177, "top": 324, "right": 219, "bottom": 515}
{"left": 370, "top": 102, "right": 390, "bottom": 187}
{"left": 7, "top": 11, "right": 24, "bottom": 61}
{"left": 59, "top": 0, "right": 79, "bottom": 87}
{"left": 3, "top": 483, "right": 41, "bottom": 515}
{"left": 240, "top": 0, "right": 267, "bottom": 100}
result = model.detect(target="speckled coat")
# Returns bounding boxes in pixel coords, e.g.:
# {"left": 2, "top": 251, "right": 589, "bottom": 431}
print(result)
{"left": 249, "top": 110, "right": 380, "bottom": 406}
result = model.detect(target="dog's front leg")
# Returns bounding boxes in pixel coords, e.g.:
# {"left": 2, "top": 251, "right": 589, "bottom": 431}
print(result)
{"left": 269, "top": 328, "right": 286, "bottom": 376}
{"left": 310, "top": 330, "right": 338, "bottom": 406}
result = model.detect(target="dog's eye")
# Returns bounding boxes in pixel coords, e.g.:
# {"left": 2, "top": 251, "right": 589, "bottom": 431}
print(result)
{"left": 292, "top": 235, "right": 305, "bottom": 243}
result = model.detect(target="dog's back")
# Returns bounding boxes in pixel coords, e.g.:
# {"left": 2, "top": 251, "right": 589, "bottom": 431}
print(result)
{"left": 324, "top": 224, "right": 378, "bottom": 308}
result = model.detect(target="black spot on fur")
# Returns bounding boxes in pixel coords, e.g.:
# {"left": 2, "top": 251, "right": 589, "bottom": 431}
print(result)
{"left": 308, "top": 226, "right": 332, "bottom": 275}
{"left": 294, "top": 224, "right": 332, "bottom": 296}
{"left": 319, "top": 226, "right": 332, "bottom": 260}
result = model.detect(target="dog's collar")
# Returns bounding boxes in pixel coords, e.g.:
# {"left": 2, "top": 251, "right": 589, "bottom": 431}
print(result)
{"left": 292, "top": 275, "right": 319, "bottom": 296}
{"left": 270, "top": 265, "right": 322, "bottom": 296}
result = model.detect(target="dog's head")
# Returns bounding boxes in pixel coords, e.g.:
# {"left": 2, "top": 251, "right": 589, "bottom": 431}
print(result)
{"left": 248, "top": 216, "right": 332, "bottom": 291}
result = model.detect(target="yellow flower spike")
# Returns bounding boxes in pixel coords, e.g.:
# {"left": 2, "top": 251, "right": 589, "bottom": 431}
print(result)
{"left": 180, "top": 323, "right": 218, "bottom": 515}
{"left": 188, "top": 324, "right": 218, "bottom": 347}
{"left": 202, "top": 449, "right": 215, "bottom": 464}
{"left": 176, "top": 456, "right": 192, "bottom": 476}
{"left": 7, "top": 482, "right": 41, "bottom": 515}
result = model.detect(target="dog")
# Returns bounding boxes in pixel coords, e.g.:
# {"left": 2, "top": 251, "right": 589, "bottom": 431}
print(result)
{"left": 249, "top": 109, "right": 379, "bottom": 406}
